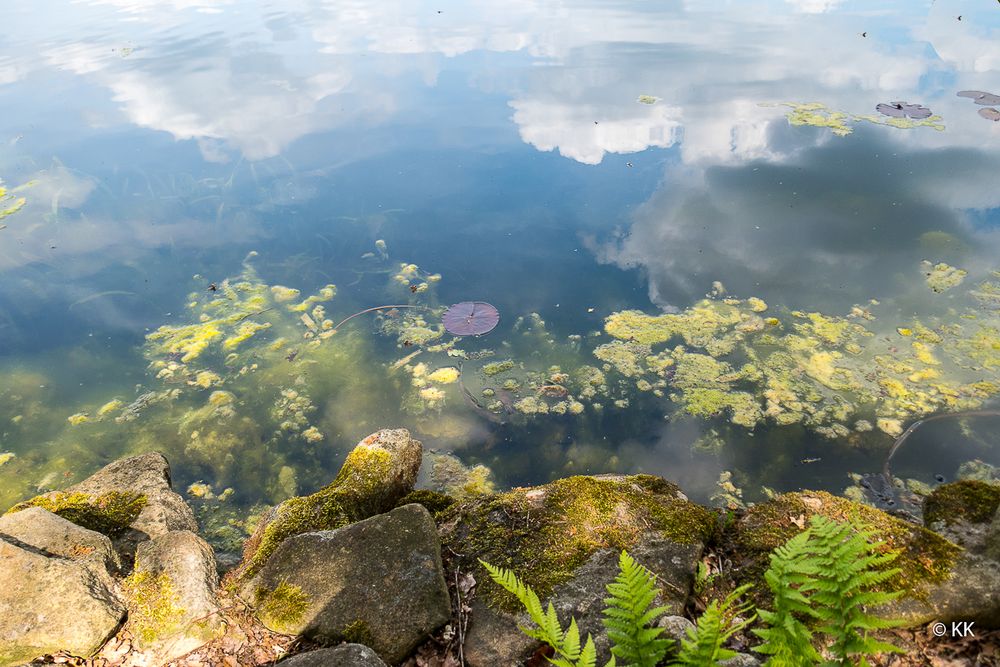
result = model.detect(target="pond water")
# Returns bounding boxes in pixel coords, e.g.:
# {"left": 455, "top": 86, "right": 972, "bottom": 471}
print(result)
{"left": 1, "top": 0, "right": 999, "bottom": 543}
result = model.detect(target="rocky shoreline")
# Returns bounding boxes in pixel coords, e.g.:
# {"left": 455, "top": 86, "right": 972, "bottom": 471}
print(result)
{"left": 2, "top": 428, "right": 999, "bottom": 667}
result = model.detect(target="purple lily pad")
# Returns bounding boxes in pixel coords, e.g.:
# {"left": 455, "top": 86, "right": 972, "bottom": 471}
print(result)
{"left": 442, "top": 301, "right": 500, "bottom": 336}
{"left": 957, "top": 90, "right": 1000, "bottom": 105}
{"left": 876, "top": 102, "right": 932, "bottom": 119}
{"left": 979, "top": 107, "right": 1000, "bottom": 122}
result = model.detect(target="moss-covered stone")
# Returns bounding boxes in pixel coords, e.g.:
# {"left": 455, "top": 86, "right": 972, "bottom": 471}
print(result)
{"left": 733, "top": 491, "right": 960, "bottom": 601}
{"left": 341, "top": 619, "right": 376, "bottom": 646}
{"left": 254, "top": 582, "right": 309, "bottom": 634}
{"left": 924, "top": 480, "right": 1000, "bottom": 527}
{"left": 395, "top": 489, "right": 456, "bottom": 515}
{"left": 227, "top": 429, "right": 421, "bottom": 586}
{"left": 122, "top": 568, "right": 186, "bottom": 645}
{"left": 440, "top": 474, "right": 715, "bottom": 612}
{"left": 5, "top": 491, "right": 146, "bottom": 537}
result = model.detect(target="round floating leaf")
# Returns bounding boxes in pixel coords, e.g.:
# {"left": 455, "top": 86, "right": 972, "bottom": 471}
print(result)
{"left": 978, "top": 107, "right": 1000, "bottom": 122}
{"left": 876, "top": 102, "right": 932, "bottom": 119}
{"left": 442, "top": 301, "right": 500, "bottom": 336}
{"left": 957, "top": 90, "right": 1000, "bottom": 105}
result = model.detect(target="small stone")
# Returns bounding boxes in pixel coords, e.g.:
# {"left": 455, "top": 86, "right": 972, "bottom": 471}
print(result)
{"left": 721, "top": 653, "right": 762, "bottom": 667}
{"left": 278, "top": 645, "right": 388, "bottom": 666}
{"left": 657, "top": 615, "right": 695, "bottom": 644}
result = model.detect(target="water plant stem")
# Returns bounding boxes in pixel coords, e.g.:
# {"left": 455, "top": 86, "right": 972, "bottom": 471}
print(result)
{"left": 882, "top": 409, "right": 1000, "bottom": 485}
{"left": 331, "top": 304, "right": 425, "bottom": 332}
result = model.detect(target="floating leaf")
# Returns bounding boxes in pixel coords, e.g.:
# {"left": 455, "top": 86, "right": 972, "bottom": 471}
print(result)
{"left": 442, "top": 301, "right": 500, "bottom": 336}
{"left": 876, "top": 102, "right": 932, "bottom": 119}
{"left": 957, "top": 90, "right": 1000, "bottom": 105}
{"left": 978, "top": 107, "right": 1000, "bottom": 122}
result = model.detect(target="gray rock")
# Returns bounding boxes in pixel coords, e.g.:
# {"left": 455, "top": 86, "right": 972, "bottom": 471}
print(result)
{"left": 887, "top": 551, "right": 1000, "bottom": 628}
{"left": 657, "top": 614, "right": 695, "bottom": 645}
{"left": 986, "top": 506, "right": 1000, "bottom": 562}
{"left": 231, "top": 428, "right": 424, "bottom": 585}
{"left": 279, "top": 644, "right": 388, "bottom": 667}
{"left": 126, "top": 530, "right": 223, "bottom": 663}
{"left": 247, "top": 504, "right": 450, "bottom": 664}
{"left": 463, "top": 599, "right": 534, "bottom": 667}
{"left": 65, "top": 452, "right": 197, "bottom": 560}
{"left": 464, "top": 532, "right": 702, "bottom": 667}
{"left": 0, "top": 535, "right": 124, "bottom": 667}
{"left": 0, "top": 506, "right": 121, "bottom": 574}
{"left": 721, "top": 653, "right": 762, "bottom": 667}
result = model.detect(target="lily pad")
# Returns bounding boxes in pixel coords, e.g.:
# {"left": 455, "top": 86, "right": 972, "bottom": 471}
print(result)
{"left": 978, "top": 107, "right": 1000, "bottom": 122}
{"left": 957, "top": 90, "right": 1000, "bottom": 106}
{"left": 442, "top": 302, "right": 500, "bottom": 336}
{"left": 876, "top": 102, "right": 932, "bottom": 119}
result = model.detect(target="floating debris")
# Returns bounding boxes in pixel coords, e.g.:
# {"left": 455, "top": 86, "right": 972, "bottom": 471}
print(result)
{"left": 636, "top": 95, "right": 660, "bottom": 105}
{"left": 769, "top": 102, "right": 945, "bottom": 135}
{"left": 442, "top": 301, "right": 500, "bottom": 336}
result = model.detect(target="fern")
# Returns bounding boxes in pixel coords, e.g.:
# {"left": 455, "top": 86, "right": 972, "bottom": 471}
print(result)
{"left": 481, "top": 560, "right": 615, "bottom": 667}
{"left": 672, "top": 584, "right": 754, "bottom": 666}
{"left": 804, "top": 516, "right": 905, "bottom": 665}
{"left": 602, "top": 551, "right": 671, "bottom": 667}
{"left": 751, "top": 529, "right": 822, "bottom": 666}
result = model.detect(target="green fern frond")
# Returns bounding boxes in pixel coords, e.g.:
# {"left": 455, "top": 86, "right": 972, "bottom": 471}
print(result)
{"left": 602, "top": 551, "right": 671, "bottom": 667}
{"left": 672, "top": 584, "right": 754, "bottom": 666}
{"left": 481, "top": 560, "right": 615, "bottom": 667}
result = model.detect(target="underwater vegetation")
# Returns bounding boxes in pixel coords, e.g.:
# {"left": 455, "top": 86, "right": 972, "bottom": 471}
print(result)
{"left": 0, "top": 178, "right": 32, "bottom": 228}
{"left": 769, "top": 102, "right": 945, "bottom": 135}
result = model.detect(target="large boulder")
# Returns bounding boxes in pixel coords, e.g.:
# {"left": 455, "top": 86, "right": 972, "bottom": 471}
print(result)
{"left": 5, "top": 452, "right": 196, "bottom": 563}
{"left": 279, "top": 644, "right": 388, "bottom": 667}
{"left": 0, "top": 535, "right": 125, "bottom": 666}
{"left": 0, "top": 506, "right": 120, "bottom": 574}
{"left": 731, "top": 490, "right": 1000, "bottom": 627}
{"left": 439, "top": 474, "right": 714, "bottom": 666}
{"left": 229, "top": 428, "right": 423, "bottom": 585}
{"left": 245, "top": 504, "right": 450, "bottom": 664}
{"left": 123, "top": 530, "right": 224, "bottom": 664}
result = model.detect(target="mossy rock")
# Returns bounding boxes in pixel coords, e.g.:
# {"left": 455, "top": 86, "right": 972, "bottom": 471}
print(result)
{"left": 228, "top": 429, "right": 422, "bottom": 585}
{"left": 440, "top": 474, "right": 715, "bottom": 612}
{"left": 5, "top": 491, "right": 146, "bottom": 537}
{"left": 924, "top": 480, "right": 1000, "bottom": 527}
{"left": 732, "top": 490, "right": 960, "bottom": 604}
{"left": 395, "top": 489, "right": 456, "bottom": 515}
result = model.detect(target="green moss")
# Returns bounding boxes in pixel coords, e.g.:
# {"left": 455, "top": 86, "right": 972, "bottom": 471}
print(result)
{"left": 6, "top": 491, "right": 146, "bottom": 536}
{"left": 924, "top": 480, "right": 1000, "bottom": 526}
{"left": 122, "top": 568, "right": 186, "bottom": 645}
{"left": 254, "top": 582, "right": 309, "bottom": 634}
{"left": 396, "top": 489, "right": 456, "bottom": 515}
{"left": 733, "top": 491, "right": 960, "bottom": 601}
{"left": 341, "top": 619, "right": 376, "bottom": 646}
{"left": 441, "top": 475, "right": 714, "bottom": 612}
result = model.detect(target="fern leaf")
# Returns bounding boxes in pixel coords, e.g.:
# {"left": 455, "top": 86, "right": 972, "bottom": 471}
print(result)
{"left": 602, "top": 551, "right": 672, "bottom": 667}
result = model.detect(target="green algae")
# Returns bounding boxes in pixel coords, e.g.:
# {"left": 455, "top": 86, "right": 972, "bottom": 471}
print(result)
{"left": 923, "top": 480, "right": 1000, "bottom": 526}
{"left": 253, "top": 582, "right": 309, "bottom": 634}
{"left": 482, "top": 359, "right": 515, "bottom": 376}
{"left": 923, "top": 261, "right": 967, "bottom": 293}
{"left": 440, "top": 475, "right": 715, "bottom": 612}
{"left": 771, "top": 102, "right": 946, "bottom": 136}
{"left": 6, "top": 491, "right": 146, "bottom": 536}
